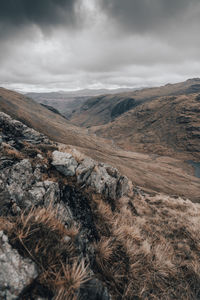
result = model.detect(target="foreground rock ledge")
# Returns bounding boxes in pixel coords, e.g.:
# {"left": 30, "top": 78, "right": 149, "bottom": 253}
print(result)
{"left": 51, "top": 150, "right": 129, "bottom": 200}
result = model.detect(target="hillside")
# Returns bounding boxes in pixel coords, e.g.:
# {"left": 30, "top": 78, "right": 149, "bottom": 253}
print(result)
{"left": 0, "top": 87, "right": 104, "bottom": 151}
{"left": 1, "top": 112, "right": 200, "bottom": 299}
{"left": 0, "top": 87, "right": 200, "bottom": 202}
{"left": 70, "top": 78, "right": 200, "bottom": 127}
{"left": 92, "top": 93, "right": 200, "bottom": 161}
{"left": 26, "top": 88, "right": 135, "bottom": 119}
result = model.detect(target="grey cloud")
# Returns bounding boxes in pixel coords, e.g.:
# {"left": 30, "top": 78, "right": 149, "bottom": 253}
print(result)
{"left": 0, "top": 0, "right": 200, "bottom": 91}
{"left": 0, "top": 0, "right": 78, "bottom": 38}
{"left": 100, "top": 0, "right": 199, "bottom": 34}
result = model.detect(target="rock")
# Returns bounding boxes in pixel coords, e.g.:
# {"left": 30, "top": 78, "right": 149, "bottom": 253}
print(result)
{"left": 3, "top": 159, "right": 35, "bottom": 206}
{"left": 88, "top": 166, "right": 117, "bottom": 197}
{"left": 78, "top": 278, "right": 111, "bottom": 300}
{"left": 0, "top": 112, "right": 51, "bottom": 146}
{"left": 0, "top": 159, "right": 60, "bottom": 213}
{"left": 0, "top": 231, "right": 38, "bottom": 299}
{"left": 37, "top": 153, "right": 43, "bottom": 159}
{"left": 54, "top": 201, "right": 74, "bottom": 225}
{"left": 27, "top": 182, "right": 46, "bottom": 205}
{"left": 52, "top": 151, "right": 78, "bottom": 176}
{"left": 43, "top": 181, "right": 60, "bottom": 207}
{"left": 76, "top": 157, "right": 95, "bottom": 183}
{"left": 87, "top": 163, "right": 129, "bottom": 200}
{"left": 117, "top": 176, "right": 129, "bottom": 198}
{"left": 63, "top": 152, "right": 129, "bottom": 200}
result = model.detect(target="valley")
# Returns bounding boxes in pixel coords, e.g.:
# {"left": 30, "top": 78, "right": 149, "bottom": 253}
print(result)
{"left": 0, "top": 80, "right": 200, "bottom": 202}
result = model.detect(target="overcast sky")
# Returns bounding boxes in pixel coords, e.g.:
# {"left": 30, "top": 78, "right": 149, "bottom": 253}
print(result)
{"left": 0, "top": 0, "right": 200, "bottom": 92}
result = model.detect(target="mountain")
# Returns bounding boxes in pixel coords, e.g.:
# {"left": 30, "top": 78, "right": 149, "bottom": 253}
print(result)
{"left": 92, "top": 93, "right": 200, "bottom": 160}
{"left": 25, "top": 88, "right": 136, "bottom": 119}
{"left": 1, "top": 111, "right": 200, "bottom": 299}
{"left": 70, "top": 78, "right": 200, "bottom": 127}
{"left": 0, "top": 86, "right": 199, "bottom": 203}
{"left": 68, "top": 79, "right": 200, "bottom": 161}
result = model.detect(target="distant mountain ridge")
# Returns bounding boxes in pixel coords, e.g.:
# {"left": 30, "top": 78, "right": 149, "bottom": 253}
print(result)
{"left": 70, "top": 78, "right": 200, "bottom": 127}
{"left": 25, "top": 87, "right": 137, "bottom": 118}
{"left": 67, "top": 78, "right": 200, "bottom": 161}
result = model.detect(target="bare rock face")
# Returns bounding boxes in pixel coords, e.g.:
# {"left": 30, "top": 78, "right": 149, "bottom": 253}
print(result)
{"left": 76, "top": 157, "right": 95, "bottom": 183}
{"left": 52, "top": 151, "right": 129, "bottom": 200}
{"left": 52, "top": 151, "right": 78, "bottom": 176}
{"left": 0, "top": 158, "right": 60, "bottom": 213}
{"left": 0, "top": 231, "right": 38, "bottom": 300}
{"left": 0, "top": 112, "right": 50, "bottom": 145}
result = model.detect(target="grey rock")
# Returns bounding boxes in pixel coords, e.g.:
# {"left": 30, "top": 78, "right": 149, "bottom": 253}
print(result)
{"left": 37, "top": 153, "right": 44, "bottom": 160}
{"left": 3, "top": 159, "right": 35, "bottom": 206}
{"left": 55, "top": 201, "right": 74, "bottom": 225}
{"left": 59, "top": 151, "right": 129, "bottom": 200}
{"left": 27, "top": 183, "right": 46, "bottom": 205}
{"left": 0, "top": 112, "right": 50, "bottom": 145}
{"left": 52, "top": 151, "right": 78, "bottom": 176}
{"left": 0, "top": 159, "right": 60, "bottom": 213}
{"left": 117, "top": 175, "right": 129, "bottom": 198}
{"left": 78, "top": 278, "right": 111, "bottom": 300}
{"left": 0, "top": 231, "right": 38, "bottom": 299}
{"left": 76, "top": 157, "right": 95, "bottom": 183}
{"left": 87, "top": 164, "right": 129, "bottom": 200}
{"left": 43, "top": 180, "right": 60, "bottom": 206}
{"left": 88, "top": 166, "right": 114, "bottom": 195}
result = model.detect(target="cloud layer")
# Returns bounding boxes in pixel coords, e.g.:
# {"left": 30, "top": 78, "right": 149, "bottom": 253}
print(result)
{"left": 0, "top": 0, "right": 200, "bottom": 91}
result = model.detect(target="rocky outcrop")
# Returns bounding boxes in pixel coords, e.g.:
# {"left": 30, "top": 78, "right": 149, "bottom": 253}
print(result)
{"left": 1, "top": 112, "right": 131, "bottom": 299}
{"left": 0, "top": 112, "right": 50, "bottom": 146}
{"left": 0, "top": 231, "right": 38, "bottom": 299}
{"left": 52, "top": 151, "right": 129, "bottom": 200}
{"left": 0, "top": 158, "right": 61, "bottom": 215}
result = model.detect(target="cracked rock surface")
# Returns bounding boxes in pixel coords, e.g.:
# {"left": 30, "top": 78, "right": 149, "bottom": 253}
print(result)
{"left": 0, "top": 231, "right": 38, "bottom": 300}
{"left": 52, "top": 151, "right": 129, "bottom": 200}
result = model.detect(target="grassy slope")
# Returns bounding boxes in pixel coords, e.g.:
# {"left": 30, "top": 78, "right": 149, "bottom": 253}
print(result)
{"left": 92, "top": 93, "right": 200, "bottom": 160}
{"left": 0, "top": 87, "right": 200, "bottom": 201}
{"left": 70, "top": 78, "right": 200, "bottom": 127}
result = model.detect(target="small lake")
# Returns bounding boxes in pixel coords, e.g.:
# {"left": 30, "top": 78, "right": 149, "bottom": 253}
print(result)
{"left": 187, "top": 160, "right": 200, "bottom": 178}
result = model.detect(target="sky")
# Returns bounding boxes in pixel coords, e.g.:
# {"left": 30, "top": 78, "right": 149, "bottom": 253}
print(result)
{"left": 0, "top": 0, "right": 200, "bottom": 92}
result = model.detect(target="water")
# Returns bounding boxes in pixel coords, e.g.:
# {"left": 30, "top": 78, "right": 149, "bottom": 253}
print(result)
{"left": 187, "top": 160, "right": 200, "bottom": 178}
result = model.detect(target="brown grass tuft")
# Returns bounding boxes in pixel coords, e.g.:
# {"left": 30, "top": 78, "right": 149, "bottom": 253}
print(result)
{"left": 3, "top": 205, "right": 90, "bottom": 299}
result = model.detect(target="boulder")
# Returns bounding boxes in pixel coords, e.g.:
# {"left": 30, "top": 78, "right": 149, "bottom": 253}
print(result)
{"left": 52, "top": 151, "right": 78, "bottom": 176}
{"left": 0, "top": 231, "right": 38, "bottom": 299}
{"left": 0, "top": 159, "right": 60, "bottom": 214}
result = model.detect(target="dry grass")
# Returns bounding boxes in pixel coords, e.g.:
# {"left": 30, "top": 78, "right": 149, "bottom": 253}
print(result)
{"left": 2, "top": 142, "right": 25, "bottom": 159}
{"left": 1, "top": 187, "right": 200, "bottom": 299}
{"left": 1, "top": 205, "right": 90, "bottom": 300}
{"left": 90, "top": 192, "right": 200, "bottom": 299}
{"left": 52, "top": 260, "right": 89, "bottom": 300}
